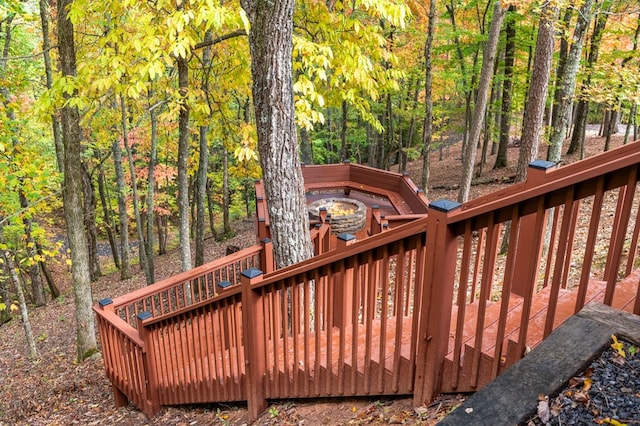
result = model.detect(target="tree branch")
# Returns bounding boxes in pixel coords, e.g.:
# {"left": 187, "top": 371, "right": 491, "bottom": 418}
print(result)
{"left": 193, "top": 29, "right": 247, "bottom": 50}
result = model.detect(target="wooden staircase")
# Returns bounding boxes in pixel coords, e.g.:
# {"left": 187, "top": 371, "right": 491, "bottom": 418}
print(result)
{"left": 442, "top": 272, "right": 640, "bottom": 393}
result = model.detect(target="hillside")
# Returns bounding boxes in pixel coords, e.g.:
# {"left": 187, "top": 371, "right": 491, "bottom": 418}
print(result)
{"left": 0, "top": 132, "right": 632, "bottom": 425}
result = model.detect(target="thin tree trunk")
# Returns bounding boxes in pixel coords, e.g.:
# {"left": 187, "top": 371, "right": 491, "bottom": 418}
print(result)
{"left": 120, "top": 96, "right": 151, "bottom": 284}
{"left": 458, "top": 0, "right": 505, "bottom": 203}
{"left": 1, "top": 16, "right": 46, "bottom": 306}
{"left": 404, "top": 82, "right": 420, "bottom": 172}
{"left": 195, "top": 33, "right": 212, "bottom": 267}
{"left": 96, "top": 162, "right": 120, "bottom": 268}
{"left": 567, "top": 1, "right": 611, "bottom": 155}
{"left": 39, "top": 0, "right": 64, "bottom": 173}
{"left": 446, "top": 0, "right": 472, "bottom": 154}
{"left": 340, "top": 100, "right": 349, "bottom": 162}
{"left": 550, "top": 8, "right": 573, "bottom": 130}
{"left": 81, "top": 164, "right": 101, "bottom": 281}
{"left": 421, "top": 0, "right": 437, "bottom": 195}
{"left": 176, "top": 54, "right": 192, "bottom": 272}
{"left": 195, "top": 124, "right": 209, "bottom": 267}
{"left": 495, "top": 4, "right": 516, "bottom": 169}
{"left": 57, "top": 0, "right": 97, "bottom": 360}
{"left": 222, "top": 147, "right": 232, "bottom": 236}
{"left": 36, "top": 241, "right": 60, "bottom": 299}
{"left": 547, "top": 0, "right": 594, "bottom": 162}
{"left": 0, "top": 222, "right": 39, "bottom": 360}
{"left": 206, "top": 178, "right": 217, "bottom": 237}
{"left": 111, "top": 132, "right": 131, "bottom": 279}
{"left": 145, "top": 97, "right": 160, "bottom": 283}
{"left": 299, "top": 126, "right": 313, "bottom": 165}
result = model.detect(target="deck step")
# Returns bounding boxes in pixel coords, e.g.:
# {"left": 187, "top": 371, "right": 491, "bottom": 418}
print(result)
{"left": 442, "top": 276, "right": 639, "bottom": 393}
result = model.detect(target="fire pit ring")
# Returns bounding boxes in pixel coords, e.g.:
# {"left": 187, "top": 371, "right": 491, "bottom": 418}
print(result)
{"left": 308, "top": 197, "right": 367, "bottom": 234}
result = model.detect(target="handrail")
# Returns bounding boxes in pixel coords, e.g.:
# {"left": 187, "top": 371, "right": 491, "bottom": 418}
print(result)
{"left": 416, "top": 142, "right": 640, "bottom": 402}
{"left": 109, "top": 243, "right": 265, "bottom": 327}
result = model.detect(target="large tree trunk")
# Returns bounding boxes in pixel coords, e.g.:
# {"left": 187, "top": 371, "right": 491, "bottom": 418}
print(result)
{"left": 494, "top": 4, "right": 516, "bottom": 169}
{"left": 57, "top": 0, "right": 97, "bottom": 361}
{"left": 241, "top": 0, "right": 313, "bottom": 269}
{"left": 547, "top": 0, "right": 594, "bottom": 162}
{"left": 177, "top": 55, "right": 192, "bottom": 272}
{"left": 516, "top": 4, "right": 559, "bottom": 182}
{"left": 421, "top": 0, "right": 437, "bottom": 195}
{"left": 458, "top": 0, "right": 505, "bottom": 203}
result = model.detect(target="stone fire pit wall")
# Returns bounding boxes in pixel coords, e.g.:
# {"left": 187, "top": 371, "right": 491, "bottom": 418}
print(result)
{"left": 308, "top": 197, "right": 367, "bottom": 235}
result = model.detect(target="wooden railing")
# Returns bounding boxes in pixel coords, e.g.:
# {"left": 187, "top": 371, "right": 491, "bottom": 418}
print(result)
{"left": 415, "top": 141, "right": 640, "bottom": 402}
{"left": 94, "top": 142, "right": 640, "bottom": 420}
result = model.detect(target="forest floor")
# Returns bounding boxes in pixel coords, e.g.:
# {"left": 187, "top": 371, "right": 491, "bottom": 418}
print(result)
{"left": 0, "top": 130, "right": 633, "bottom": 425}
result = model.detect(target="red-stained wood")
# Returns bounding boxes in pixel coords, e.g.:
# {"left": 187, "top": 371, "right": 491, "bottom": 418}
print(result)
{"left": 94, "top": 144, "right": 640, "bottom": 419}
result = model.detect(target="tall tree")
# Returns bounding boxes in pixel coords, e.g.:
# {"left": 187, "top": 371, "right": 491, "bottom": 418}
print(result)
{"left": 0, "top": 220, "right": 38, "bottom": 360}
{"left": 516, "top": 3, "right": 559, "bottom": 182}
{"left": 421, "top": 0, "right": 437, "bottom": 194}
{"left": 195, "top": 32, "right": 213, "bottom": 268}
{"left": 0, "top": 14, "right": 46, "bottom": 307}
{"left": 57, "top": 0, "right": 97, "bottom": 360}
{"left": 120, "top": 96, "right": 152, "bottom": 284}
{"left": 458, "top": 0, "right": 506, "bottom": 203}
{"left": 567, "top": 0, "right": 613, "bottom": 155}
{"left": 494, "top": 4, "right": 516, "bottom": 169}
{"left": 547, "top": 0, "right": 594, "bottom": 162}
{"left": 176, "top": 53, "right": 192, "bottom": 271}
{"left": 241, "top": 0, "right": 314, "bottom": 268}
{"left": 111, "top": 125, "right": 132, "bottom": 280}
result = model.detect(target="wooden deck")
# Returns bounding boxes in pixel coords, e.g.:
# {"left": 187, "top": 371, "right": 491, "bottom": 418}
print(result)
{"left": 94, "top": 144, "right": 640, "bottom": 420}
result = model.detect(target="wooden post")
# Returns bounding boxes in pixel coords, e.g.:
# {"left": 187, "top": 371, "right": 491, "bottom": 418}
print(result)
{"left": 334, "top": 233, "right": 356, "bottom": 327}
{"left": 97, "top": 298, "right": 129, "bottom": 409}
{"left": 137, "top": 311, "right": 160, "bottom": 417}
{"left": 512, "top": 161, "right": 556, "bottom": 296}
{"left": 241, "top": 268, "right": 267, "bottom": 420}
{"left": 370, "top": 205, "right": 381, "bottom": 236}
{"left": 413, "top": 199, "right": 460, "bottom": 405}
{"left": 260, "top": 238, "right": 274, "bottom": 273}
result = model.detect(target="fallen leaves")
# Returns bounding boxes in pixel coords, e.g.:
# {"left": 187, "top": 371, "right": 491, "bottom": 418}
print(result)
{"left": 611, "top": 335, "right": 626, "bottom": 358}
{"left": 536, "top": 394, "right": 550, "bottom": 424}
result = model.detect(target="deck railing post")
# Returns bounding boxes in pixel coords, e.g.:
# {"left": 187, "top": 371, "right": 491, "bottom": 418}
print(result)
{"left": 96, "top": 298, "right": 129, "bottom": 409}
{"left": 511, "top": 161, "right": 556, "bottom": 297}
{"left": 413, "top": 199, "right": 461, "bottom": 406}
{"left": 136, "top": 311, "right": 160, "bottom": 416}
{"left": 334, "top": 233, "right": 356, "bottom": 327}
{"left": 370, "top": 205, "right": 381, "bottom": 236}
{"left": 241, "top": 268, "right": 268, "bottom": 420}
{"left": 260, "top": 238, "right": 274, "bottom": 273}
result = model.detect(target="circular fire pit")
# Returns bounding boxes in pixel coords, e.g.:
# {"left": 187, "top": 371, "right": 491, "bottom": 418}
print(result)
{"left": 308, "top": 197, "right": 367, "bottom": 234}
